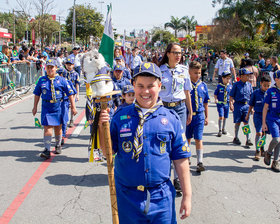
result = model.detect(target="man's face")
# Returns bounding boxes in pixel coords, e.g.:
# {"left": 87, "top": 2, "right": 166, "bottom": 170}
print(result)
{"left": 220, "top": 52, "right": 226, "bottom": 59}
{"left": 73, "top": 49, "right": 78, "bottom": 55}
{"left": 133, "top": 76, "right": 161, "bottom": 109}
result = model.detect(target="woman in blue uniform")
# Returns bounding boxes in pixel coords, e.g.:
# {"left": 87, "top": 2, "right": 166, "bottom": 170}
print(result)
{"left": 32, "top": 59, "right": 77, "bottom": 159}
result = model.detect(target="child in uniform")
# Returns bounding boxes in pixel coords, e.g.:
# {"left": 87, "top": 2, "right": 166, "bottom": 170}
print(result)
{"left": 214, "top": 71, "right": 232, "bottom": 137}
{"left": 263, "top": 70, "right": 280, "bottom": 172}
{"left": 32, "top": 59, "right": 77, "bottom": 159}
{"left": 186, "top": 61, "right": 209, "bottom": 172}
{"left": 245, "top": 75, "right": 271, "bottom": 160}
{"left": 229, "top": 68, "right": 253, "bottom": 146}
{"left": 117, "top": 84, "right": 135, "bottom": 110}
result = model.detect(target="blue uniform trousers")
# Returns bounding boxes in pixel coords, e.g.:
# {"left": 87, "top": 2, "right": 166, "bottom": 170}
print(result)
{"left": 186, "top": 112, "right": 205, "bottom": 140}
{"left": 233, "top": 103, "right": 249, "bottom": 123}
{"left": 115, "top": 179, "right": 177, "bottom": 224}
{"left": 253, "top": 112, "right": 262, "bottom": 133}
{"left": 216, "top": 103, "right": 229, "bottom": 118}
{"left": 267, "top": 118, "right": 280, "bottom": 138}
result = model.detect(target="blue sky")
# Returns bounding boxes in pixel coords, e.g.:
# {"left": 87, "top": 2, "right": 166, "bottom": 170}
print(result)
{"left": 2, "top": 0, "right": 222, "bottom": 34}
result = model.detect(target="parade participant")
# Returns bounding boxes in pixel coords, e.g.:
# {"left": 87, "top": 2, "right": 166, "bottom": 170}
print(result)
{"left": 99, "top": 62, "right": 192, "bottom": 223}
{"left": 129, "top": 47, "right": 142, "bottom": 75}
{"left": 214, "top": 71, "right": 232, "bottom": 137}
{"left": 159, "top": 42, "right": 193, "bottom": 191}
{"left": 112, "top": 64, "right": 131, "bottom": 91}
{"left": 118, "top": 84, "right": 135, "bottom": 110}
{"left": 245, "top": 75, "right": 271, "bottom": 160}
{"left": 69, "top": 45, "right": 82, "bottom": 76}
{"left": 245, "top": 59, "right": 259, "bottom": 89}
{"left": 57, "top": 57, "right": 80, "bottom": 128}
{"left": 125, "top": 48, "right": 132, "bottom": 69}
{"left": 229, "top": 68, "right": 253, "bottom": 146}
{"left": 115, "top": 56, "right": 132, "bottom": 80}
{"left": 263, "top": 70, "right": 280, "bottom": 172}
{"left": 186, "top": 61, "right": 209, "bottom": 172}
{"left": 213, "top": 50, "right": 236, "bottom": 83}
{"left": 32, "top": 59, "right": 77, "bottom": 159}
{"left": 258, "top": 53, "right": 265, "bottom": 69}
{"left": 260, "top": 58, "right": 273, "bottom": 73}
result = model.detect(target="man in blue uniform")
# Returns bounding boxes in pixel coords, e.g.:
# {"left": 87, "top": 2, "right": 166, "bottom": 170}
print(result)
{"left": 263, "top": 70, "right": 280, "bottom": 172}
{"left": 112, "top": 64, "right": 131, "bottom": 92}
{"left": 99, "top": 62, "right": 192, "bottom": 223}
{"left": 245, "top": 75, "right": 271, "bottom": 160}
{"left": 230, "top": 68, "right": 253, "bottom": 146}
{"left": 115, "top": 56, "right": 132, "bottom": 80}
{"left": 214, "top": 72, "right": 232, "bottom": 137}
{"left": 32, "top": 59, "right": 77, "bottom": 159}
{"left": 186, "top": 61, "right": 209, "bottom": 172}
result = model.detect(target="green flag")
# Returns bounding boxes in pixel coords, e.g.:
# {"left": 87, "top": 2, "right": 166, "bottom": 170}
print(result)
{"left": 35, "top": 117, "right": 43, "bottom": 129}
{"left": 9, "top": 81, "right": 16, "bottom": 89}
{"left": 257, "top": 135, "right": 266, "bottom": 149}
{"left": 35, "top": 77, "right": 41, "bottom": 85}
{"left": 242, "top": 124, "right": 251, "bottom": 135}
{"left": 84, "top": 120, "right": 90, "bottom": 130}
{"left": 98, "top": 4, "right": 114, "bottom": 68}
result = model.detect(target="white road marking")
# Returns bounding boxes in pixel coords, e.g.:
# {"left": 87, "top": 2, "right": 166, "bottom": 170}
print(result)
{"left": 71, "top": 116, "right": 87, "bottom": 137}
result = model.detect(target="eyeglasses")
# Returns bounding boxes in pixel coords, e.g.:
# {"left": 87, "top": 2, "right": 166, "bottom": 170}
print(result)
{"left": 170, "top": 51, "right": 182, "bottom": 56}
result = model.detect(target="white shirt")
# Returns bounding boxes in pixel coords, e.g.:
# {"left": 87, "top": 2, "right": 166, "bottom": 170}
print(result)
{"left": 215, "top": 57, "right": 234, "bottom": 76}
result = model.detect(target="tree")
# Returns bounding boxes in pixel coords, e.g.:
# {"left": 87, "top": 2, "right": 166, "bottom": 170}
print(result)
{"left": 182, "top": 16, "right": 198, "bottom": 35}
{"left": 151, "top": 29, "right": 177, "bottom": 45}
{"left": 164, "top": 16, "right": 184, "bottom": 38}
{"left": 65, "top": 4, "right": 104, "bottom": 46}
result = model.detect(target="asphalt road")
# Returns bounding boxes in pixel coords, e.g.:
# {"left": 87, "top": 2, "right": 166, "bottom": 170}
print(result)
{"left": 0, "top": 83, "right": 279, "bottom": 224}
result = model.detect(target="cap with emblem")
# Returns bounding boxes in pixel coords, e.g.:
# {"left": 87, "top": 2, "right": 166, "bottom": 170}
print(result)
{"left": 221, "top": 71, "right": 231, "bottom": 77}
{"left": 115, "top": 56, "right": 124, "bottom": 61}
{"left": 65, "top": 57, "right": 75, "bottom": 64}
{"left": 122, "top": 85, "right": 134, "bottom": 95}
{"left": 46, "top": 59, "right": 57, "bottom": 67}
{"left": 114, "top": 65, "right": 124, "bottom": 71}
{"left": 274, "top": 70, "right": 280, "bottom": 79}
{"left": 239, "top": 68, "right": 253, "bottom": 75}
{"left": 133, "top": 62, "right": 162, "bottom": 80}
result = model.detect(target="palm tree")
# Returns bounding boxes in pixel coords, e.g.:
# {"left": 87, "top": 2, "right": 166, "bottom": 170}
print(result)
{"left": 164, "top": 16, "right": 184, "bottom": 38}
{"left": 182, "top": 15, "right": 198, "bottom": 35}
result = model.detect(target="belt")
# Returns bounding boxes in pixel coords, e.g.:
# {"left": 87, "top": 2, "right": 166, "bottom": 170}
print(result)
{"left": 42, "top": 99, "right": 63, "bottom": 103}
{"left": 132, "top": 180, "right": 169, "bottom": 215}
{"left": 217, "top": 101, "right": 228, "bottom": 105}
{"left": 236, "top": 101, "right": 247, "bottom": 105}
{"left": 193, "top": 111, "right": 203, "bottom": 116}
{"left": 163, "top": 100, "right": 184, "bottom": 107}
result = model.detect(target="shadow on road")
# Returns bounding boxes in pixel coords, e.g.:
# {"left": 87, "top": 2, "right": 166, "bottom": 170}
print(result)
{"left": 10, "top": 126, "right": 37, "bottom": 130}
{"left": 198, "top": 164, "right": 266, "bottom": 173}
{"left": 45, "top": 173, "right": 108, "bottom": 187}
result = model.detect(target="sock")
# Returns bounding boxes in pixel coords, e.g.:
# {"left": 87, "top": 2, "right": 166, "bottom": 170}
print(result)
{"left": 246, "top": 133, "right": 250, "bottom": 141}
{"left": 62, "top": 123, "right": 67, "bottom": 137}
{"left": 55, "top": 135, "right": 62, "bottom": 147}
{"left": 196, "top": 149, "right": 203, "bottom": 164}
{"left": 268, "top": 137, "right": 279, "bottom": 154}
{"left": 44, "top": 136, "right": 52, "bottom": 151}
{"left": 234, "top": 124, "right": 240, "bottom": 139}
{"left": 255, "top": 135, "right": 261, "bottom": 151}
{"left": 222, "top": 119, "right": 227, "bottom": 130}
{"left": 273, "top": 142, "right": 280, "bottom": 161}
{"left": 218, "top": 119, "right": 222, "bottom": 131}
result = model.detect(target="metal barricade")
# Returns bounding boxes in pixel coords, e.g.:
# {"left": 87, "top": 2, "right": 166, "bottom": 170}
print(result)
{"left": 0, "top": 62, "right": 43, "bottom": 104}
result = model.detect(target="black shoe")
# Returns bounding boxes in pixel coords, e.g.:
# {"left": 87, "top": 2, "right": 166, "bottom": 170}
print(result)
{"left": 61, "top": 138, "right": 65, "bottom": 146}
{"left": 260, "top": 147, "right": 265, "bottom": 157}
{"left": 233, "top": 137, "right": 241, "bottom": 145}
{"left": 217, "top": 130, "right": 222, "bottom": 137}
{"left": 271, "top": 160, "right": 280, "bottom": 172}
{"left": 196, "top": 162, "right": 205, "bottom": 172}
{"left": 246, "top": 139, "right": 253, "bottom": 146}
{"left": 40, "top": 149, "right": 51, "bottom": 159}
{"left": 173, "top": 178, "right": 182, "bottom": 192}
{"left": 264, "top": 151, "right": 272, "bottom": 166}
{"left": 222, "top": 129, "right": 227, "bottom": 135}
{"left": 54, "top": 145, "right": 62, "bottom": 154}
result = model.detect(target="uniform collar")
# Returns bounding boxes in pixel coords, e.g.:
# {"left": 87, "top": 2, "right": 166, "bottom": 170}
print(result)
{"left": 132, "top": 103, "right": 166, "bottom": 117}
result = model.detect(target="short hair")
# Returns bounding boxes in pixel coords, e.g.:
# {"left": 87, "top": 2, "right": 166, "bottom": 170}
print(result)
{"left": 271, "top": 56, "right": 278, "bottom": 63}
{"left": 220, "top": 49, "right": 227, "bottom": 54}
{"left": 259, "top": 53, "right": 264, "bottom": 58}
{"left": 133, "top": 72, "right": 160, "bottom": 82}
{"left": 261, "top": 75, "right": 271, "bottom": 83}
{"left": 222, "top": 73, "right": 231, "bottom": 78}
{"left": 189, "top": 61, "right": 202, "bottom": 70}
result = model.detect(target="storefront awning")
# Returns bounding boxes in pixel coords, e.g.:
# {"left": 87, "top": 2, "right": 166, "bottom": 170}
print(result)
{"left": 0, "top": 32, "right": 12, "bottom": 39}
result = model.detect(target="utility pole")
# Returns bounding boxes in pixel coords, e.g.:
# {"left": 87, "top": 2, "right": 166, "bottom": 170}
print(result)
{"left": 13, "top": 9, "right": 16, "bottom": 45}
{"left": 72, "top": 0, "right": 76, "bottom": 46}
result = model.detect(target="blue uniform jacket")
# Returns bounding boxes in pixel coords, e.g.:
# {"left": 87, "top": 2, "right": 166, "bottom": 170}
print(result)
{"left": 190, "top": 81, "right": 210, "bottom": 113}
{"left": 110, "top": 104, "right": 191, "bottom": 188}
{"left": 159, "top": 64, "right": 192, "bottom": 102}
{"left": 264, "top": 86, "right": 280, "bottom": 119}
{"left": 249, "top": 89, "right": 265, "bottom": 113}
{"left": 112, "top": 76, "right": 131, "bottom": 91}
{"left": 230, "top": 81, "right": 253, "bottom": 104}
{"left": 57, "top": 67, "right": 80, "bottom": 86}
{"left": 214, "top": 83, "right": 232, "bottom": 103}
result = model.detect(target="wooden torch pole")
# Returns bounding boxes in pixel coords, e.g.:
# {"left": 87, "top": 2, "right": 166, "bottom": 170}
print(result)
{"left": 97, "top": 96, "right": 119, "bottom": 224}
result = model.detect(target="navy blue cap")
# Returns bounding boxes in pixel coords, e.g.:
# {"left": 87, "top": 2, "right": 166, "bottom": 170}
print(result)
{"left": 122, "top": 85, "right": 134, "bottom": 95}
{"left": 274, "top": 70, "right": 280, "bottom": 79}
{"left": 65, "top": 56, "right": 74, "bottom": 64}
{"left": 114, "top": 65, "right": 124, "bottom": 71}
{"left": 72, "top": 45, "right": 80, "bottom": 50}
{"left": 133, "top": 62, "right": 162, "bottom": 80}
{"left": 239, "top": 68, "right": 253, "bottom": 75}
{"left": 221, "top": 71, "right": 231, "bottom": 77}
{"left": 46, "top": 59, "right": 57, "bottom": 67}
{"left": 115, "top": 56, "right": 123, "bottom": 60}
